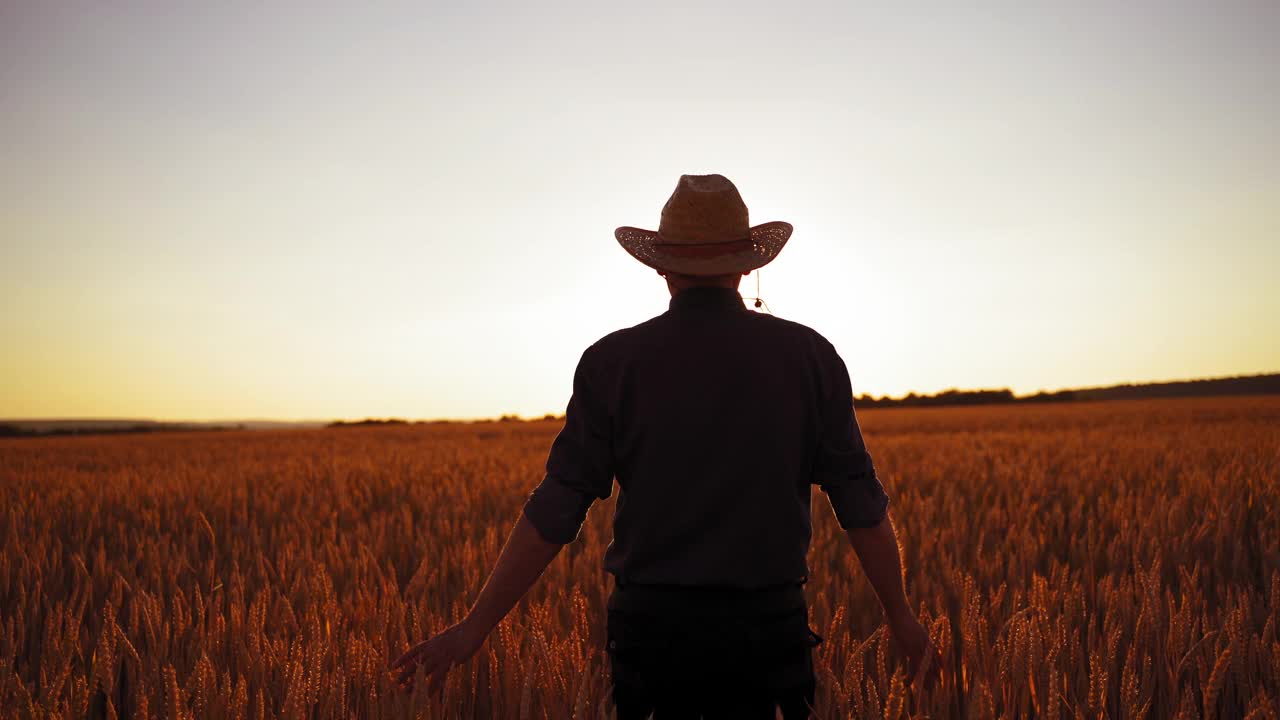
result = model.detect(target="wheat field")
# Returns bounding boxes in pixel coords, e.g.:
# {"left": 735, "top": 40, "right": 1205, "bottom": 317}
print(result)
{"left": 0, "top": 396, "right": 1277, "bottom": 719}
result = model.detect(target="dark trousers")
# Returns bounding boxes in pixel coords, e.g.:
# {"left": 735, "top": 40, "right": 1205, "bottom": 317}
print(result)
{"left": 605, "top": 583, "right": 820, "bottom": 720}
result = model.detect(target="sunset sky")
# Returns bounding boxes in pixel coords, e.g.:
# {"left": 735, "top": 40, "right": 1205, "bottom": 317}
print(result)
{"left": 2, "top": 1, "right": 1278, "bottom": 421}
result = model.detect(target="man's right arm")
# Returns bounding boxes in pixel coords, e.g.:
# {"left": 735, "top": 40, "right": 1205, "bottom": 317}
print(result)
{"left": 845, "top": 511, "right": 912, "bottom": 625}
{"left": 847, "top": 513, "right": 942, "bottom": 686}
{"left": 812, "top": 341, "right": 941, "bottom": 686}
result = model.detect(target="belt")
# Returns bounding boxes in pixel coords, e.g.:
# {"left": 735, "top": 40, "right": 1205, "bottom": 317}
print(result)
{"left": 608, "top": 581, "right": 808, "bottom": 617}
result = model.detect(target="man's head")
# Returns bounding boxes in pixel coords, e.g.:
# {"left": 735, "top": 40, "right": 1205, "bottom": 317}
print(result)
{"left": 658, "top": 269, "right": 749, "bottom": 296}
{"left": 615, "top": 175, "right": 792, "bottom": 280}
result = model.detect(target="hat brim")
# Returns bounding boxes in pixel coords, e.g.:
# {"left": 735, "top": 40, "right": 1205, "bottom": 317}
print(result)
{"left": 615, "top": 221, "right": 792, "bottom": 276}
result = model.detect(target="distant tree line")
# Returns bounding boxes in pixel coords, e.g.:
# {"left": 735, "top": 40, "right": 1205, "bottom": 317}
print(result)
{"left": 855, "top": 388, "right": 1080, "bottom": 408}
{"left": 326, "top": 418, "right": 411, "bottom": 428}
{"left": 326, "top": 414, "right": 565, "bottom": 428}
{"left": 854, "top": 372, "right": 1278, "bottom": 409}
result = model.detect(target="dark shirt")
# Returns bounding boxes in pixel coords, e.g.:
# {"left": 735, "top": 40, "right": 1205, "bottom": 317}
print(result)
{"left": 521, "top": 286, "right": 889, "bottom": 589}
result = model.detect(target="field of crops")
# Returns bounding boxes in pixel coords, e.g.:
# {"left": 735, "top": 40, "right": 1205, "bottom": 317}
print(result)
{"left": 1, "top": 396, "right": 1277, "bottom": 719}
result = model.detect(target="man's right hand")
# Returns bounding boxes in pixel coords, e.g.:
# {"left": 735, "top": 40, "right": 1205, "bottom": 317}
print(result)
{"left": 391, "top": 621, "right": 485, "bottom": 694}
{"left": 846, "top": 514, "right": 943, "bottom": 690}
{"left": 887, "top": 611, "right": 943, "bottom": 690}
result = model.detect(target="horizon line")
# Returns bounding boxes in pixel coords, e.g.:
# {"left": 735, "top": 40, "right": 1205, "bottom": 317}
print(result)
{"left": 4, "top": 370, "right": 1276, "bottom": 427}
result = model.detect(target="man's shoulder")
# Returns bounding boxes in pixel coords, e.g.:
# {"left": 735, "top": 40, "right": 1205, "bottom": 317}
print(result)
{"left": 581, "top": 315, "right": 664, "bottom": 359}
{"left": 748, "top": 312, "right": 842, "bottom": 356}
{"left": 750, "top": 311, "right": 828, "bottom": 339}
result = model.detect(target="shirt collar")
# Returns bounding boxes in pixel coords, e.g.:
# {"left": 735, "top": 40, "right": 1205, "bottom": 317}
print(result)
{"left": 668, "top": 286, "right": 749, "bottom": 313}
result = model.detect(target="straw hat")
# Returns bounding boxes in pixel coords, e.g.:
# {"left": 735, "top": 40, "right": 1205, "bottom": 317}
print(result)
{"left": 615, "top": 174, "right": 793, "bottom": 276}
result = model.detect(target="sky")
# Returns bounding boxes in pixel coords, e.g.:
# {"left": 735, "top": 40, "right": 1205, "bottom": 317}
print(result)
{"left": 2, "top": 1, "right": 1278, "bottom": 421}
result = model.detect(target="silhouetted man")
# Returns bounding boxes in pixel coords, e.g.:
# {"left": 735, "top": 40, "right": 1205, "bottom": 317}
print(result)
{"left": 394, "top": 174, "right": 940, "bottom": 718}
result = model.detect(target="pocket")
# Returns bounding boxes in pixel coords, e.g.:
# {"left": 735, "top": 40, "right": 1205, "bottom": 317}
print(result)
{"left": 606, "top": 610, "right": 673, "bottom": 654}
{"left": 744, "top": 609, "right": 820, "bottom": 692}
{"left": 747, "top": 608, "right": 822, "bottom": 656}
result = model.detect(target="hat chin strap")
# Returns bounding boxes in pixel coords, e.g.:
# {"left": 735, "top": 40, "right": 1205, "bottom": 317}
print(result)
{"left": 747, "top": 268, "right": 772, "bottom": 314}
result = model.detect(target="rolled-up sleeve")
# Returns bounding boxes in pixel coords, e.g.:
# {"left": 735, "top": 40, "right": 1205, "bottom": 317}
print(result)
{"left": 521, "top": 345, "right": 614, "bottom": 544}
{"left": 812, "top": 347, "right": 890, "bottom": 529}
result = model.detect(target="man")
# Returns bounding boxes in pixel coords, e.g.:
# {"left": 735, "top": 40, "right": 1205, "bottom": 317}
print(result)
{"left": 393, "top": 174, "right": 940, "bottom": 717}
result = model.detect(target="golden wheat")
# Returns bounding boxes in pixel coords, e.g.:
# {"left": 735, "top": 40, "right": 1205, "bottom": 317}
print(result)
{"left": 0, "top": 396, "right": 1277, "bottom": 718}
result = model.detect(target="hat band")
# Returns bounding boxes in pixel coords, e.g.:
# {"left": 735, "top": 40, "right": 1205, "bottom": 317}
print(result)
{"left": 652, "top": 236, "right": 755, "bottom": 259}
